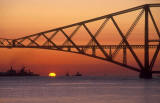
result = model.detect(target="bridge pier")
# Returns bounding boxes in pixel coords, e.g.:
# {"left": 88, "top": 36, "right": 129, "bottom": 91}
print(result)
{"left": 139, "top": 69, "right": 152, "bottom": 79}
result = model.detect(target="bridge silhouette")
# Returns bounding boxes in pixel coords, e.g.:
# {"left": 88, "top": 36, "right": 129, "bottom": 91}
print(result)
{"left": 0, "top": 4, "right": 160, "bottom": 79}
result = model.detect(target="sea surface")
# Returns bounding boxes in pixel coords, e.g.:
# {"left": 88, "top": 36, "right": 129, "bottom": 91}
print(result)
{"left": 0, "top": 76, "right": 160, "bottom": 103}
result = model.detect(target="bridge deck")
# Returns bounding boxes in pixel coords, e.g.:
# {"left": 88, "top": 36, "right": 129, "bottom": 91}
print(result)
{"left": 0, "top": 45, "right": 159, "bottom": 49}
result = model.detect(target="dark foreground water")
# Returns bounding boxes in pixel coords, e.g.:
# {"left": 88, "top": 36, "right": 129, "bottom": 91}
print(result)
{"left": 0, "top": 76, "right": 160, "bottom": 103}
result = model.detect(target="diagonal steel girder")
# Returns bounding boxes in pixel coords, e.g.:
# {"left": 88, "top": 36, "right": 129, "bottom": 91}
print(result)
{"left": 62, "top": 25, "right": 81, "bottom": 46}
{"left": 6, "top": 39, "right": 12, "bottom": 46}
{"left": 14, "top": 39, "right": 25, "bottom": 47}
{"left": 111, "top": 16, "right": 144, "bottom": 70}
{"left": 43, "top": 31, "right": 59, "bottom": 46}
{"left": 0, "top": 40, "right": 5, "bottom": 46}
{"left": 60, "top": 29, "right": 82, "bottom": 53}
{"left": 84, "top": 18, "right": 110, "bottom": 52}
{"left": 27, "top": 37, "right": 40, "bottom": 47}
{"left": 42, "top": 33, "right": 61, "bottom": 50}
{"left": 28, "top": 35, "right": 41, "bottom": 46}
{"left": 83, "top": 24, "right": 111, "bottom": 59}
{"left": 0, "top": 39, "right": 12, "bottom": 46}
{"left": 112, "top": 9, "right": 144, "bottom": 58}
{"left": 148, "top": 8, "right": 160, "bottom": 70}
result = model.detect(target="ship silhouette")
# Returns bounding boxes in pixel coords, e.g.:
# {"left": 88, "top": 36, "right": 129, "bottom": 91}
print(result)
{"left": 74, "top": 72, "right": 82, "bottom": 76}
{"left": 0, "top": 66, "right": 39, "bottom": 76}
{"left": 65, "top": 72, "right": 82, "bottom": 77}
{"left": 65, "top": 72, "right": 70, "bottom": 77}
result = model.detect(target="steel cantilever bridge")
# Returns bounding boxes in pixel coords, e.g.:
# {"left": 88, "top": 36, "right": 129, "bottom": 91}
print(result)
{"left": 0, "top": 4, "right": 160, "bottom": 79}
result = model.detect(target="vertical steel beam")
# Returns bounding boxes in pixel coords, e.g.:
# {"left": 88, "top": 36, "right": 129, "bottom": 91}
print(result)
{"left": 144, "top": 5, "right": 149, "bottom": 71}
{"left": 140, "top": 5, "right": 152, "bottom": 79}
{"left": 68, "top": 47, "right": 71, "bottom": 52}
{"left": 123, "top": 46, "right": 127, "bottom": 64}
{"left": 12, "top": 40, "right": 15, "bottom": 47}
{"left": 92, "top": 47, "right": 96, "bottom": 56}
{"left": 109, "top": 46, "right": 112, "bottom": 57}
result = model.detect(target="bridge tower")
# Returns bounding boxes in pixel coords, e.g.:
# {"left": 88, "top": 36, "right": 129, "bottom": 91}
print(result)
{"left": 139, "top": 5, "right": 152, "bottom": 79}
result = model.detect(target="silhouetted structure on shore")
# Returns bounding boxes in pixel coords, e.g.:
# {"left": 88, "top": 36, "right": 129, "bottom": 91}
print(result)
{"left": 0, "top": 66, "right": 39, "bottom": 76}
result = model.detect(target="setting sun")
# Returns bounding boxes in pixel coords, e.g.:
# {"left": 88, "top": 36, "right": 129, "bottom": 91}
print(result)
{"left": 49, "top": 72, "right": 56, "bottom": 77}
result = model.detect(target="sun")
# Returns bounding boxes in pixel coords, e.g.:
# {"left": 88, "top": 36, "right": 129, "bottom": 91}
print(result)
{"left": 49, "top": 72, "right": 56, "bottom": 77}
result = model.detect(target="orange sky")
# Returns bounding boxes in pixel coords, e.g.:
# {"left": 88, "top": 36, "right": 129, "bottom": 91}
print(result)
{"left": 0, "top": 0, "right": 159, "bottom": 76}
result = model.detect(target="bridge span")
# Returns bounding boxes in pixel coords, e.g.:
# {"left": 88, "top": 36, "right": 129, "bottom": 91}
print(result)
{"left": 0, "top": 4, "right": 160, "bottom": 79}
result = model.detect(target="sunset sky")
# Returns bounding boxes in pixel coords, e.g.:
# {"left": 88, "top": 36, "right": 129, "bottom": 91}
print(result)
{"left": 0, "top": 0, "right": 159, "bottom": 76}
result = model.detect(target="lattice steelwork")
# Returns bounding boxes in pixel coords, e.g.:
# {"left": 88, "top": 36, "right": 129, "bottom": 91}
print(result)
{"left": 0, "top": 4, "right": 160, "bottom": 78}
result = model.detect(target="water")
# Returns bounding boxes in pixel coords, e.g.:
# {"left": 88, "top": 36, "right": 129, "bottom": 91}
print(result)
{"left": 0, "top": 76, "right": 160, "bottom": 103}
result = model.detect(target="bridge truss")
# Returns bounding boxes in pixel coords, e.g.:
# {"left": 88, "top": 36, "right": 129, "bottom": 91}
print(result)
{"left": 0, "top": 4, "right": 160, "bottom": 78}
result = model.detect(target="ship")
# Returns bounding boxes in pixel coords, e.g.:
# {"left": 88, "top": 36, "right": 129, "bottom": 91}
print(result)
{"left": 0, "top": 66, "right": 39, "bottom": 76}
{"left": 74, "top": 72, "right": 82, "bottom": 76}
{"left": 65, "top": 72, "right": 70, "bottom": 77}
{"left": 65, "top": 72, "right": 82, "bottom": 77}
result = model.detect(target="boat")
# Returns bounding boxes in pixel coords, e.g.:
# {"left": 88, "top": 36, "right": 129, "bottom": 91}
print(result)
{"left": 0, "top": 66, "right": 39, "bottom": 76}
{"left": 65, "top": 72, "right": 70, "bottom": 77}
{"left": 74, "top": 72, "right": 82, "bottom": 76}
